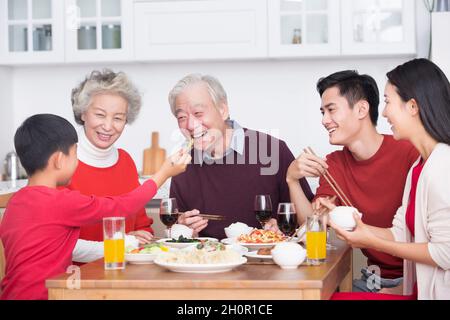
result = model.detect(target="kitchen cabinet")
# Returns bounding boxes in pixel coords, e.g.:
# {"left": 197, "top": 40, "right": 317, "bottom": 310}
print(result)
{"left": 133, "top": 0, "right": 268, "bottom": 61}
{"left": 64, "top": 0, "right": 133, "bottom": 62}
{"left": 0, "top": 0, "right": 64, "bottom": 64}
{"left": 341, "top": 0, "right": 416, "bottom": 55}
{"left": 268, "top": 0, "right": 341, "bottom": 57}
{"left": 1, "top": 0, "right": 417, "bottom": 65}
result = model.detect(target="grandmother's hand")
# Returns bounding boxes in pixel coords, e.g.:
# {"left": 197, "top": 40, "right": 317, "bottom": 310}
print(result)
{"left": 127, "top": 230, "right": 153, "bottom": 245}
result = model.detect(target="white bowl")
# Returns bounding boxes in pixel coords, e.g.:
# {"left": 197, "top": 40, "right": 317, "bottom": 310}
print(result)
{"left": 329, "top": 206, "right": 363, "bottom": 231}
{"left": 271, "top": 242, "right": 306, "bottom": 269}
{"left": 224, "top": 243, "right": 249, "bottom": 256}
{"left": 166, "top": 224, "right": 194, "bottom": 239}
{"left": 224, "top": 222, "right": 253, "bottom": 239}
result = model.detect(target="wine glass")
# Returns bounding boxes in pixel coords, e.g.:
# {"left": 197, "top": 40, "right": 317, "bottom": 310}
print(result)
{"left": 254, "top": 195, "right": 273, "bottom": 229}
{"left": 159, "top": 198, "right": 179, "bottom": 239}
{"left": 276, "top": 202, "right": 298, "bottom": 237}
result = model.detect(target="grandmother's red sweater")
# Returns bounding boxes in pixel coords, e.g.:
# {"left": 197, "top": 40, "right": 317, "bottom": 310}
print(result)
{"left": 67, "top": 149, "right": 153, "bottom": 241}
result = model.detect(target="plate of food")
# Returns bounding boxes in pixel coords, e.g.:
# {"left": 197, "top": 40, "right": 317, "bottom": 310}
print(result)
{"left": 235, "top": 229, "right": 287, "bottom": 250}
{"left": 154, "top": 241, "right": 247, "bottom": 273}
{"left": 125, "top": 243, "right": 169, "bottom": 264}
{"left": 244, "top": 248, "right": 273, "bottom": 260}
{"left": 156, "top": 235, "right": 218, "bottom": 249}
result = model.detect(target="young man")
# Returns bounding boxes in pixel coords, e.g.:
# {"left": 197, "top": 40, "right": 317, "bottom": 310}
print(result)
{"left": 169, "top": 73, "right": 313, "bottom": 239}
{"left": 287, "top": 71, "right": 419, "bottom": 293}
{"left": 0, "top": 114, "right": 189, "bottom": 299}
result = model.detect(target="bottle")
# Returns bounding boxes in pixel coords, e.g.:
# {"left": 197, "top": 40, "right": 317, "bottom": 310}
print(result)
{"left": 292, "top": 28, "right": 302, "bottom": 44}
{"left": 4, "top": 151, "right": 19, "bottom": 188}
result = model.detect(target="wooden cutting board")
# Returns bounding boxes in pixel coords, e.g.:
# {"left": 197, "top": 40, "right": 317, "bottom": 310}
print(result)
{"left": 142, "top": 132, "right": 166, "bottom": 176}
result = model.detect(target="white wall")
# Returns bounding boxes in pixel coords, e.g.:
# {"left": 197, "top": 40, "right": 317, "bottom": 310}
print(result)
{"left": 4, "top": 0, "right": 433, "bottom": 175}
{"left": 9, "top": 57, "right": 408, "bottom": 173}
{"left": 0, "top": 66, "right": 14, "bottom": 170}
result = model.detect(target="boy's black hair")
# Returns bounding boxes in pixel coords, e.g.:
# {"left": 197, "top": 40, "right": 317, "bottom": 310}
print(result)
{"left": 316, "top": 70, "right": 380, "bottom": 125}
{"left": 14, "top": 114, "right": 78, "bottom": 176}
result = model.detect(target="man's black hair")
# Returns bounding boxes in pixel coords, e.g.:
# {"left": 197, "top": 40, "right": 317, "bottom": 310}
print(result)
{"left": 317, "top": 70, "right": 380, "bottom": 125}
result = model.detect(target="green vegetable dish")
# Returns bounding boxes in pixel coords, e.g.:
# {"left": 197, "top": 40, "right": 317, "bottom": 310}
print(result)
{"left": 166, "top": 235, "right": 200, "bottom": 243}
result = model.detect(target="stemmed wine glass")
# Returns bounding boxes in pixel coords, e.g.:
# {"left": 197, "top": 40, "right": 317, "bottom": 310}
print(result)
{"left": 254, "top": 195, "right": 273, "bottom": 229}
{"left": 159, "top": 198, "right": 179, "bottom": 239}
{"left": 276, "top": 202, "right": 298, "bottom": 237}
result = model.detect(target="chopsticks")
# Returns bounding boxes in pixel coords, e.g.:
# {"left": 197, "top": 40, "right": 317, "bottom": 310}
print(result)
{"left": 304, "top": 146, "right": 354, "bottom": 207}
{"left": 198, "top": 214, "right": 226, "bottom": 221}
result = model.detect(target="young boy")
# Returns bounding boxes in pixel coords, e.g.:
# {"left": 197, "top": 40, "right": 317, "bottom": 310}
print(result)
{"left": 0, "top": 114, "right": 190, "bottom": 300}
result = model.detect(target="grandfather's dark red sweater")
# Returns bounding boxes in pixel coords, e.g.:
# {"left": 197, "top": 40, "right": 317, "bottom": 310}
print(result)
{"left": 170, "top": 128, "right": 313, "bottom": 239}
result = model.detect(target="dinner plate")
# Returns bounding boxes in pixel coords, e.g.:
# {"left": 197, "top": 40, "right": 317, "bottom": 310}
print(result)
{"left": 156, "top": 237, "right": 218, "bottom": 249}
{"left": 244, "top": 251, "right": 273, "bottom": 260}
{"left": 221, "top": 238, "right": 282, "bottom": 251}
{"left": 125, "top": 253, "right": 158, "bottom": 264}
{"left": 154, "top": 257, "right": 247, "bottom": 273}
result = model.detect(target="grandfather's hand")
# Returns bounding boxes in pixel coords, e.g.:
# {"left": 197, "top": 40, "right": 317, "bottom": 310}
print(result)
{"left": 127, "top": 230, "right": 153, "bottom": 245}
{"left": 177, "top": 209, "right": 208, "bottom": 237}
{"left": 263, "top": 218, "right": 282, "bottom": 235}
{"left": 286, "top": 152, "right": 329, "bottom": 184}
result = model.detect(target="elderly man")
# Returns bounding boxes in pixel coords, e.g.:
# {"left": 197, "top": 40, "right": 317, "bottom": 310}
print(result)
{"left": 169, "top": 73, "right": 313, "bottom": 239}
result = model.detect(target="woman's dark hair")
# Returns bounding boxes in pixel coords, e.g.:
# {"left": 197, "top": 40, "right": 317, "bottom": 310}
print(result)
{"left": 316, "top": 70, "right": 380, "bottom": 125}
{"left": 14, "top": 114, "right": 78, "bottom": 176}
{"left": 387, "top": 58, "right": 450, "bottom": 145}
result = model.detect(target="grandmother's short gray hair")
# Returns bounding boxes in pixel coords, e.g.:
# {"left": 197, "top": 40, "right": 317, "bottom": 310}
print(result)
{"left": 71, "top": 69, "right": 142, "bottom": 125}
{"left": 168, "top": 73, "right": 228, "bottom": 115}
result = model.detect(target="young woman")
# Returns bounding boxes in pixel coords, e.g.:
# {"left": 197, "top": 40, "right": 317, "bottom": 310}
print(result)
{"left": 325, "top": 58, "right": 450, "bottom": 300}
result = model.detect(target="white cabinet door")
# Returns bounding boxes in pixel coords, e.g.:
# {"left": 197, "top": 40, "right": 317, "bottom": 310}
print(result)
{"left": 431, "top": 12, "right": 450, "bottom": 78}
{"left": 0, "top": 0, "right": 64, "bottom": 65}
{"left": 268, "top": 0, "right": 341, "bottom": 57}
{"left": 134, "top": 0, "right": 268, "bottom": 61}
{"left": 64, "top": 0, "right": 133, "bottom": 62}
{"left": 341, "top": 0, "right": 416, "bottom": 55}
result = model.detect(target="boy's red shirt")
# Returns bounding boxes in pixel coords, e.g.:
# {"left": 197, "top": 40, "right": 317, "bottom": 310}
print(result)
{"left": 0, "top": 180, "right": 157, "bottom": 300}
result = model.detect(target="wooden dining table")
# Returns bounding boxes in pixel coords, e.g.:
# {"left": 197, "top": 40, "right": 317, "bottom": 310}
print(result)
{"left": 46, "top": 240, "right": 352, "bottom": 300}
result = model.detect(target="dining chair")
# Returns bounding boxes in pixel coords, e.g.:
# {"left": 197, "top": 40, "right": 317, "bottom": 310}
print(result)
{"left": 0, "top": 192, "right": 14, "bottom": 209}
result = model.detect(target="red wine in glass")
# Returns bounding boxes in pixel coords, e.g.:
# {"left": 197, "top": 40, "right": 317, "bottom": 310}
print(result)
{"left": 277, "top": 203, "right": 298, "bottom": 237}
{"left": 254, "top": 195, "right": 272, "bottom": 228}
{"left": 255, "top": 210, "right": 273, "bottom": 226}
{"left": 277, "top": 213, "right": 297, "bottom": 236}
{"left": 160, "top": 213, "right": 180, "bottom": 228}
{"left": 160, "top": 198, "right": 179, "bottom": 238}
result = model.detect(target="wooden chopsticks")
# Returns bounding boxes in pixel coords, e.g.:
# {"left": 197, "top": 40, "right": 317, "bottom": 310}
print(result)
{"left": 198, "top": 214, "right": 226, "bottom": 221}
{"left": 304, "top": 146, "right": 354, "bottom": 207}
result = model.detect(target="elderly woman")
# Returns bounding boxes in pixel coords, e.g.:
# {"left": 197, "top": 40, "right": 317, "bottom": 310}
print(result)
{"left": 324, "top": 59, "right": 450, "bottom": 300}
{"left": 68, "top": 69, "right": 153, "bottom": 263}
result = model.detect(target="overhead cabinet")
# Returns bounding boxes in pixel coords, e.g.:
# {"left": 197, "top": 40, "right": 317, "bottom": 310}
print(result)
{"left": 64, "top": 0, "right": 133, "bottom": 62}
{"left": 0, "top": 0, "right": 418, "bottom": 65}
{"left": 133, "top": 0, "right": 268, "bottom": 61}
{"left": 0, "top": 0, "right": 64, "bottom": 64}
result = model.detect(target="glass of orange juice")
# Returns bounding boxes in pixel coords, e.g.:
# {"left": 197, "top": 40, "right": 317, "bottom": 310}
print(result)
{"left": 103, "top": 217, "right": 125, "bottom": 270}
{"left": 306, "top": 215, "right": 327, "bottom": 265}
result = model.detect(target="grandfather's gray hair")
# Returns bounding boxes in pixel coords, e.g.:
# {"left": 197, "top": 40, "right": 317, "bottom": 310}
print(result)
{"left": 168, "top": 73, "right": 228, "bottom": 115}
{"left": 71, "top": 69, "right": 142, "bottom": 125}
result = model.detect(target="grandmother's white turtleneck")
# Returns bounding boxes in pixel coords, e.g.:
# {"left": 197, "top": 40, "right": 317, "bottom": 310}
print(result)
{"left": 77, "top": 129, "right": 119, "bottom": 168}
